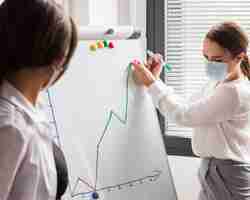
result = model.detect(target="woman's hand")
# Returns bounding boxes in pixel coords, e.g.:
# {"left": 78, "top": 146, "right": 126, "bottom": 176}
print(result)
{"left": 132, "top": 53, "right": 163, "bottom": 87}
{"left": 147, "top": 53, "right": 163, "bottom": 79}
{"left": 132, "top": 63, "right": 156, "bottom": 87}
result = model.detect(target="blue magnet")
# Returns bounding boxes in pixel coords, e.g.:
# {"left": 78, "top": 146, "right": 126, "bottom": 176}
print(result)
{"left": 91, "top": 192, "right": 99, "bottom": 199}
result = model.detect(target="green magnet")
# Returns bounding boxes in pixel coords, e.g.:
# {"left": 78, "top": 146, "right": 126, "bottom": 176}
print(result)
{"left": 103, "top": 40, "right": 109, "bottom": 47}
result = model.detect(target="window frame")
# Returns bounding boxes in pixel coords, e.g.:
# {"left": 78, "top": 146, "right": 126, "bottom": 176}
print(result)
{"left": 147, "top": 0, "right": 195, "bottom": 157}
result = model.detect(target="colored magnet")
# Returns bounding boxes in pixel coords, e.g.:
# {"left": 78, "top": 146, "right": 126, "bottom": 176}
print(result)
{"left": 90, "top": 44, "right": 98, "bottom": 51}
{"left": 103, "top": 40, "right": 109, "bottom": 47}
{"left": 108, "top": 42, "right": 115, "bottom": 49}
{"left": 91, "top": 192, "right": 99, "bottom": 199}
{"left": 97, "top": 41, "right": 104, "bottom": 49}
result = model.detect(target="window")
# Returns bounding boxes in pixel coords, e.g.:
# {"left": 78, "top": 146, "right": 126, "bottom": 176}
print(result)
{"left": 165, "top": 0, "right": 250, "bottom": 138}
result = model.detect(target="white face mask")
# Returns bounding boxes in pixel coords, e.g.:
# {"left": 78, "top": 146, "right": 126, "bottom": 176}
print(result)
{"left": 205, "top": 61, "right": 228, "bottom": 81}
{"left": 42, "top": 66, "right": 63, "bottom": 91}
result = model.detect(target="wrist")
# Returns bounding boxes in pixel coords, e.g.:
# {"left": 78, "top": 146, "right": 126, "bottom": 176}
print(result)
{"left": 145, "top": 77, "right": 157, "bottom": 87}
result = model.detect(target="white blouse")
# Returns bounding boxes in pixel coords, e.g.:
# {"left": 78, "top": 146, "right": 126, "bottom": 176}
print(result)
{"left": 148, "top": 78, "right": 250, "bottom": 163}
{"left": 0, "top": 81, "right": 57, "bottom": 200}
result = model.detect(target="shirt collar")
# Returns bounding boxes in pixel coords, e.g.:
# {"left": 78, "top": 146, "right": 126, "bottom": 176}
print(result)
{"left": 0, "top": 80, "right": 48, "bottom": 123}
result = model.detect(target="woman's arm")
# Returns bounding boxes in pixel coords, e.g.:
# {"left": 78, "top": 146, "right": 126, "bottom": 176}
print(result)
{"left": 0, "top": 125, "right": 28, "bottom": 200}
{"left": 148, "top": 79, "right": 239, "bottom": 127}
{"left": 132, "top": 56, "right": 239, "bottom": 127}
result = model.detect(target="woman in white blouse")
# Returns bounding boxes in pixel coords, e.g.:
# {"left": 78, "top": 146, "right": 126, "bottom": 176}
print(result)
{"left": 0, "top": 0, "right": 78, "bottom": 199}
{"left": 133, "top": 22, "right": 250, "bottom": 200}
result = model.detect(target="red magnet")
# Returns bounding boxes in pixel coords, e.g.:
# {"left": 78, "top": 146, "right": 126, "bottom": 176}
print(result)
{"left": 109, "top": 42, "right": 115, "bottom": 49}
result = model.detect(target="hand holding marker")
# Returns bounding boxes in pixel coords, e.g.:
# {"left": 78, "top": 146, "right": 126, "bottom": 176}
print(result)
{"left": 146, "top": 50, "right": 172, "bottom": 72}
{"left": 129, "top": 50, "right": 171, "bottom": 72}
{"left": 129, "top": 51, "right": 172, "bottom": 87}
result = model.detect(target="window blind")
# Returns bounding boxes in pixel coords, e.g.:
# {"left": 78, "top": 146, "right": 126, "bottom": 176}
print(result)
{"left": 165, "top": 0, "right": 250, "bottom": 137}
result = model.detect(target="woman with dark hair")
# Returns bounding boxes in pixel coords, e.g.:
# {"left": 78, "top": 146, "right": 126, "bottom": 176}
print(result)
{"left": 0, "top": 0, "right": 78, "bottom": 199}
{"left": 133, "top": 22, "right": 250, "bottom": 200}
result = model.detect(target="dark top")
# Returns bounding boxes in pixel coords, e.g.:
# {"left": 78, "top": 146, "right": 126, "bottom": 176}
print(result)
{"left": 52, "top": 143, "right": 69, "bottom": 200}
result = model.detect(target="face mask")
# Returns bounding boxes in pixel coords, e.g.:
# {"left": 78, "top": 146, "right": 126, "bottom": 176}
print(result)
{"left": 205, "top": 61, "right": 228, "bottom": 81}
{"left": 42, "top": 66, "right": 63, "bottom": 91}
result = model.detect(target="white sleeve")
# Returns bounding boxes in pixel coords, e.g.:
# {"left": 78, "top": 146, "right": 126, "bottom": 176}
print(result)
{"left": 0, "top": 125, "right": 28, "bottom": 200}
{"left": 186, "top": 82, "right": 208, "bottom": 103}
{"left": 148, "top": 79, "right": 239, "bottom": 127}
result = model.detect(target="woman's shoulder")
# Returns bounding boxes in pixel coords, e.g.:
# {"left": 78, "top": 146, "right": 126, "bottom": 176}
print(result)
{"left": 0, "top": 98, "right": 16, "bottom": 125}
{"left": 0, "top": 122, "right": 32, "bottom": 159}
{"left": 0, "top": 99, "right": 35, "bottom": 141}
{"left": 228, "top": 79, "right": 250, "bottom": 95}
{"left": 222, "top": 79, "right": 250, "bottom": 107}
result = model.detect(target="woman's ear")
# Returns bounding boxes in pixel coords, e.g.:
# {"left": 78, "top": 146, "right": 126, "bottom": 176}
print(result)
{"left": 235, "top": 52, "right": 246, "bottom": 62}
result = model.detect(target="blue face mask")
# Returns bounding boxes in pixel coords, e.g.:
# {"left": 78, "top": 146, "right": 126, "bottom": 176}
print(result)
{"left": 205, "top": 61, "right": 228, "bottom": 81}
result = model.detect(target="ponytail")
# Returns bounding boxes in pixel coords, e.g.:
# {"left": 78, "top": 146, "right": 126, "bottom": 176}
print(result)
{"left": 240, "top": 55, "right": 250, "bottom": 80}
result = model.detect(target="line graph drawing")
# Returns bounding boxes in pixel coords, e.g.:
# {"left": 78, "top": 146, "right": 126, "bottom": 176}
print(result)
{"left": 46, "top": 63, "right": 163, "bottom": 199}
{"left": 71, "top": 170, "right": 162, "bottom": 198}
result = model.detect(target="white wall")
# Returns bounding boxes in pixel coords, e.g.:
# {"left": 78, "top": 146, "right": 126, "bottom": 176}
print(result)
{"left": 66, "top": 0, "right": 90, "bottom": 26}
{"left": 169, "top": 156, "right": 201, "bottom": 200}
{"left": 67, "top": 0, "right": 146, "bottom": 50}
{"left": 89, "top": 0, "right": 119, "bottom": 25}
{"left": 117, "top": 0, "right": 146, "bottom": 35}
{"left": 67, "top": 0, "right": 146, "bottom": 36}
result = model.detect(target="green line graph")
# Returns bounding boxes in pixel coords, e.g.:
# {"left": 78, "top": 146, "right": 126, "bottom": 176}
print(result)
{"left": 47, "top": 63, "right": 162, "bottom": 199}
{"left": 94, "top": 63, "right": 132, "bottom": 190}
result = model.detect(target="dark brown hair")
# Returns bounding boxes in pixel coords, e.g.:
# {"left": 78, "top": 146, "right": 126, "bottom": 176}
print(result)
{"left": 0, "top": 0, "right": 78, "bottom": 83}
{"left": 206, "top": 22, "right": 250, "bottom": 79}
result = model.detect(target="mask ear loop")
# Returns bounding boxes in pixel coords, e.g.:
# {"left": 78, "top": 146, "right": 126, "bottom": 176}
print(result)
{"left": 203, "top": 56, "right": 209, "bottom": 64}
